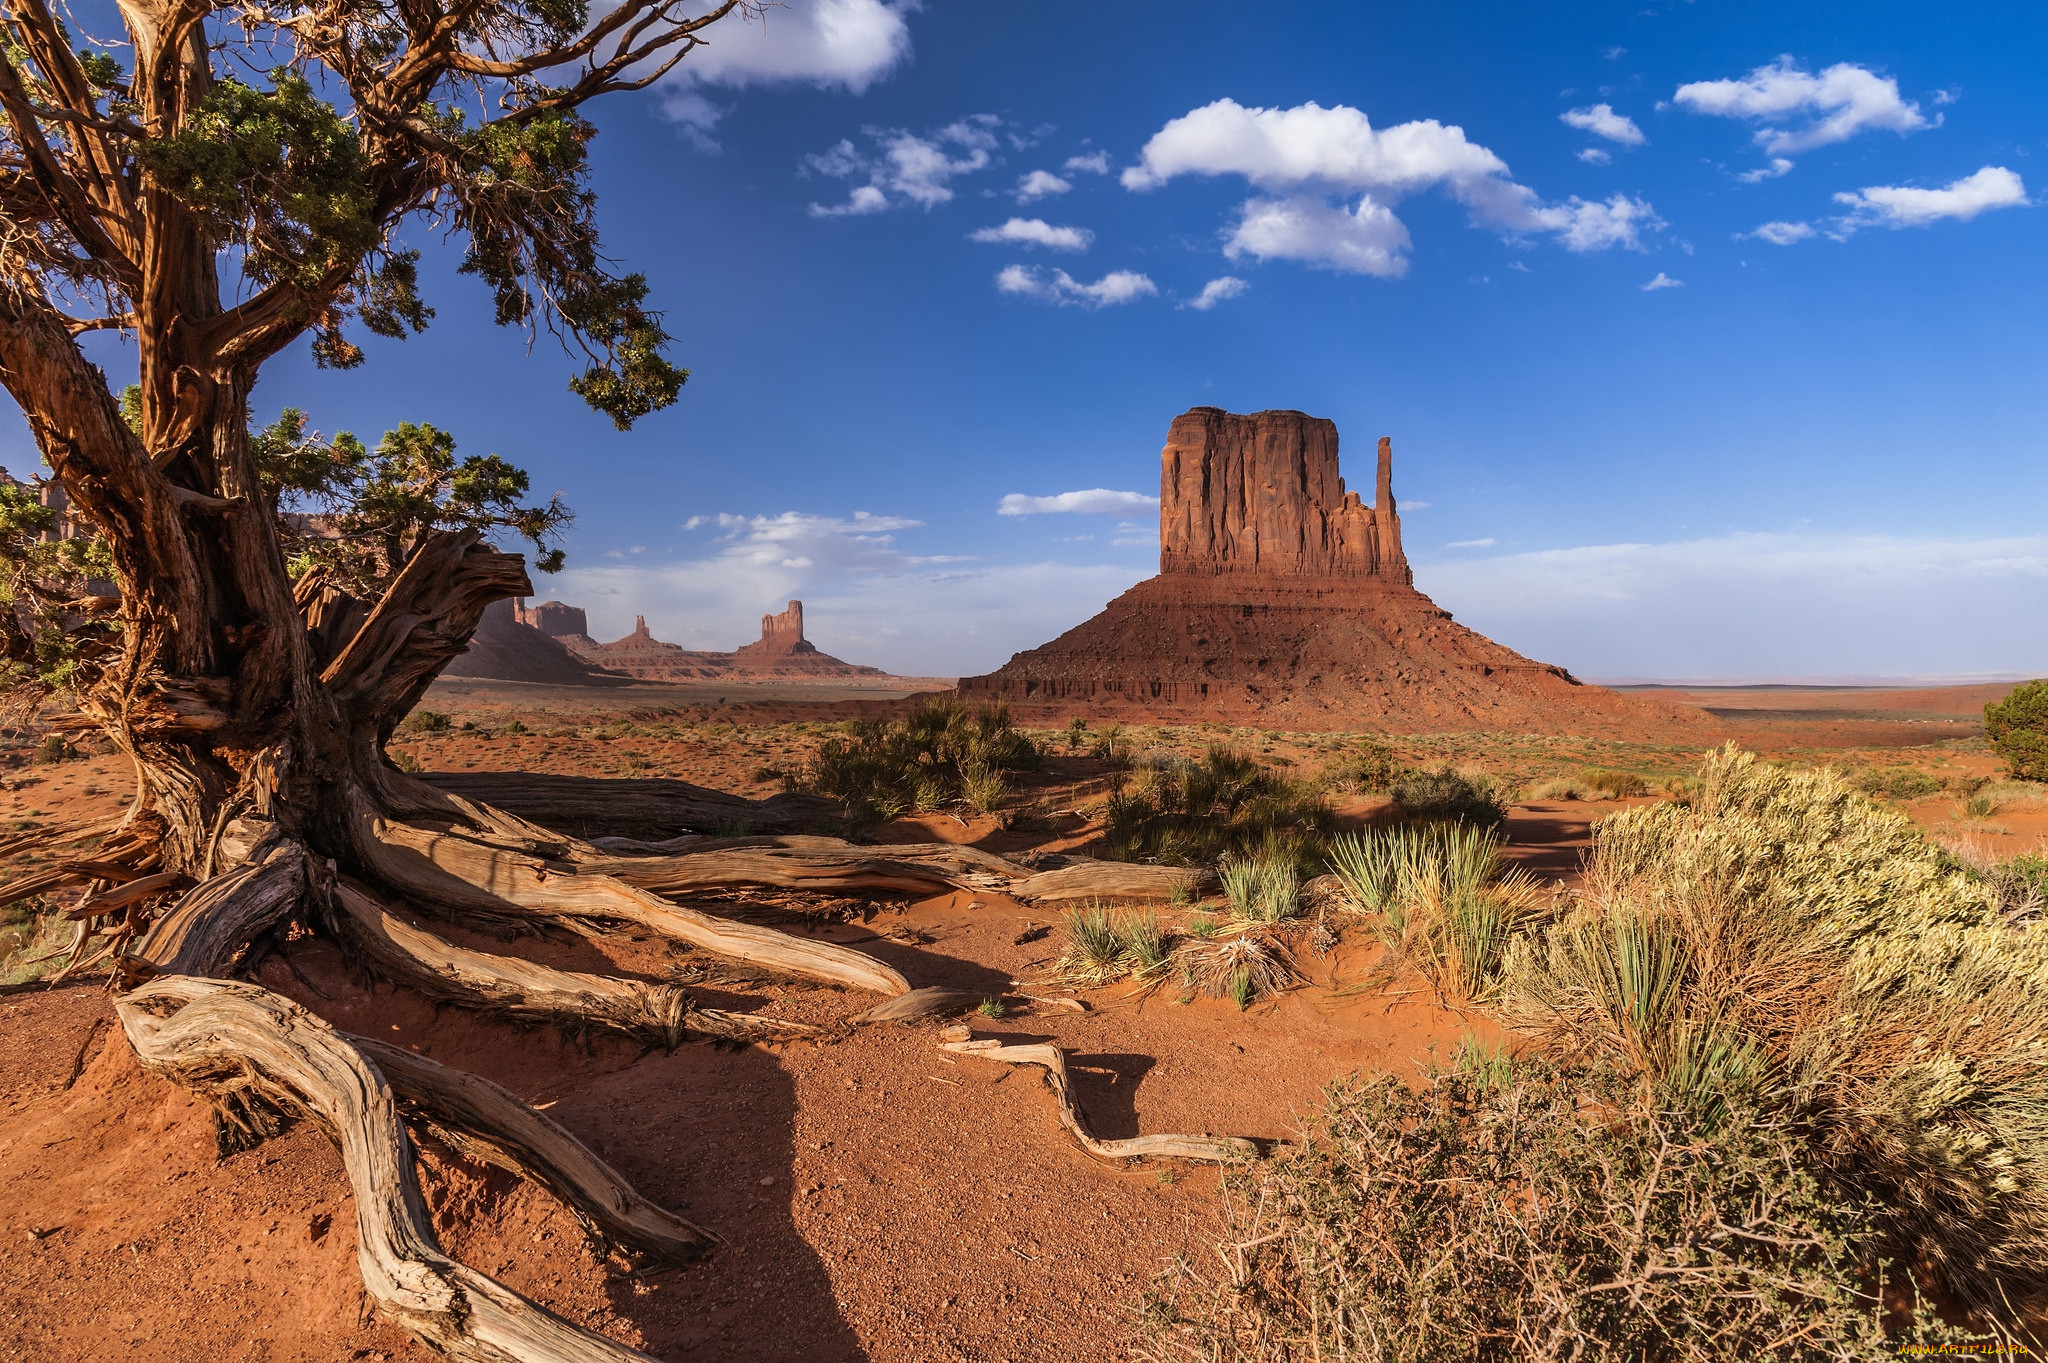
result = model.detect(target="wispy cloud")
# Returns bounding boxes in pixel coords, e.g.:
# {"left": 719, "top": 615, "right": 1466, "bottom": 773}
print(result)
{"left": 1745, "top": 219, "right": 1815, "bottom": 245}
{"left": 1561, "top": 103, "right": 1646, "bottom": 146}
{"left": 1013, "top": 169, "right": 1072, "bottom": 203}
{"left": 998, "top": 489, "right": 1160, "bottom": 516}
{"left": 1181, "top": 276, "right": 1250, "bottom": 310}
{"left": 1670, "top": 57, "right": 1935, "bottom": 178}
{"left": 996, "top": 265, "right": 1158, "bottom": 307}
{"left": 1445, "top": 537, "right": 1496, "bottom": 548}
{"left": 1063, "top": 150, "right": 1111, "bottom": 175}
{"left": 659, "top": 0, "right": 914, "bottom": 146}
{"left": 1833, "top": 165, "right": 2029, "bottom": 231}
{"left": 1641, "top": 272, "right": 1682, "bottom": 290}
{"left": 803, "top": 116, "right": 1004, "bottom": 215}
{"left": 1420, "top": 531, "right": 2048, "bottom": 678}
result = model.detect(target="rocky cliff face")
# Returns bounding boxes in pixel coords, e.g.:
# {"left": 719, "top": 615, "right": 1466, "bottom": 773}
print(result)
{"left": 959, "top": 405, "right": 1707, "bottom": 737}
{"left": 1159, "top": 407, "right": 1407, "bottom": 582}
{"left": 514, "top": 599, "right": 590, "bottom": 640}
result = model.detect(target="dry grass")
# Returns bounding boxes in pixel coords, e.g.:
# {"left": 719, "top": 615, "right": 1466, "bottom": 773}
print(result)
{"left": 1504, "top": 743, "right": 2048, "bottom": 1319}
{"left": 1176, "top": 928, "right": 1300, "bottom": 1009}
{"left": 1139, "top": 1061, "right": 1970, "bottom": 1362}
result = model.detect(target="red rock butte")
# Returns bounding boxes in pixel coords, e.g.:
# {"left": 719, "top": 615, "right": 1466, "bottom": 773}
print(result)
{"left": 959, "top": 406, "right": 1708, "bottom": 737}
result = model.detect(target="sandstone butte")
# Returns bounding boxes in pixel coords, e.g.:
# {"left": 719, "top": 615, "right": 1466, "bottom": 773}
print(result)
{"left": 959, "top": 406, "right": 1711, "bottom": 738}
{"left": 446, "top": 596, "right": 887, "bottom": 683}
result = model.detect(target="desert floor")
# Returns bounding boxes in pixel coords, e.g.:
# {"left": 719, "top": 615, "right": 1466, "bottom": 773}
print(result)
{"left": 1, "top": 677, "right": 2038, "bottom": 1361}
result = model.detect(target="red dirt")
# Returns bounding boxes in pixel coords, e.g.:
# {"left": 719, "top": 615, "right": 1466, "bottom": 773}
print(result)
{"left": 1, "top": 676, "right": 2033, "bottom": 1361}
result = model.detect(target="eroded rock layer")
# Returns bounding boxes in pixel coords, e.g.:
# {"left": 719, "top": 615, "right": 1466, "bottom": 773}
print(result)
{"left": 961, "top": 406, "right": 1709, "bottom": 737}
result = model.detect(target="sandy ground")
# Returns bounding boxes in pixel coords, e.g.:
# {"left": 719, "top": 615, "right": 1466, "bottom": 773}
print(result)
{"left": 0, "top": 677, "right": 2039, "bottom": 1361}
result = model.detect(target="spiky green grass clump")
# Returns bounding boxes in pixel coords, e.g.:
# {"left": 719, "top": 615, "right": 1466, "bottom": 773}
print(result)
{"left": 1329, "top": 823, "right": 1547, "bottom": 998}
{"left": 1102, "top": 747, "right": 1334, "bottom": 867}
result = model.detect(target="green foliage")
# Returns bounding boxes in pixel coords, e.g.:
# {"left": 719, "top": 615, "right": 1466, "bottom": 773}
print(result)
{"left": 0, "top": 481, "right": 118, "bottom": 697}
{"left": 1054, "top": 904, "right": 1128, "bottom": 986}
{"left": 1142, "top": 1061, "right": 1966, "bottom": 1361}
{"left": 1504, "top": 744, "right": 2048, "bottom": 1317}
{"left": 1850, "top": 765, "right": 1945, "bottom": 801}
{"left": 977, "top": 997, "right": 1006, "bottom": 1019}
{"left": 34, "top": 733, "right": 74, "bottom": 764}
{"left": 1176, "top": 928, "right": 1299, "bottom": 1008}
{"left": 1102, "top": 748, "right": 1334, "bottom": 868}
{"left": 398, "top": 710, "right": 453, "bottom": 735}
{"left": 257, "top": 410, "right": 571, "bottom": 591}
{"left": 1331, "top": 824, "right": 1547, "bottom": 998}
{"left": 1318, "top": 740, "right": 1405, "bottom": 794}
{"left": 1986, "top": 679, "right": 2048, "bottom": 781}
{"left": 1390, "top": 766, "right": 1511, "bottom": 828}
{"left": 1218, "top": 851, "right": 1301, "bottom": 923}
{"left": 792, "top": 699, "right": 1038, "bottom": 824}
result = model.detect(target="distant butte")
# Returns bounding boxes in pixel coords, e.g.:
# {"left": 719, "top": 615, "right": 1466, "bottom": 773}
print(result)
{"left": 447, "top": 596, "right": 887, "bottom": 683}
{"left": 959, "top": 406, "right": 1709, "bottom": 737}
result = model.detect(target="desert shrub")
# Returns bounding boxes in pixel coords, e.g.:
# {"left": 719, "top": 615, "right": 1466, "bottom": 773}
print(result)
{"left": 1318, "top": 740, "right": 1405, "bottom": 795}
{"left": 1986, "top": 679, "right": 2048, "bottom": 781}
{"left": 1526, "top": 775, "right": 1587, "bottom": 800}
{"left": 1391, "top": 766, "right": 1510, "bottom": 828}
{"left": 1176, "top": 928, "right": 1299, "bottom": 1008}
{"left": 1140, "top": 1060, "right": 1965, "bottom": 1362}
{"left": 1064, "top": 717, "right": 1089, "bottom": 753}
{"left": 0, "top": 898, "right": 72, "bottom": 985}
{"left": 1218, "top": 850, "right": 1301, "bottom": 923}
{"left": 1102, "top": 748, "right": 1335, "bottom": 868}
{"left": 33, "top": 733, "right": 74, "bottom": 764}
{"left": 1054, "top": 904, "right": 1129, "bottom": 986}
{"left": 1578, "top": 766, "right": 1648, "bottom": 799}
{"left": 792, "top": 697, "right": 1039, "bottom": 822}
{"left": 388, "top": 749, "right": 425, "bottom": 774}
{"left": 1850, "top": 765, "right": 1944, "bottom": 801}
{"left": 1331, "top": 823, "right": 1548, "bottom": 998}
{"left": 1504, "top": 743, "right": 2048, "bottom": 1318}
{"left": 398, "top": 709, "right": 452, "bottom": 735}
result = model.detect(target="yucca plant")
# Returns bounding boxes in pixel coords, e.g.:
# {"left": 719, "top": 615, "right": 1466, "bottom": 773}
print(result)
{"left": 1053, "top": 904, "right": 1128, "bottom": 986}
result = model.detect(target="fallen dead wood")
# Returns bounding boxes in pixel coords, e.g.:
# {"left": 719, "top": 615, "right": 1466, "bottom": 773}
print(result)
{"left": 1007, "top": 858, "right": 1215, "bottom": 905}
{"left": 346, "top": 1035, "right": 717, "bottom": 1262}
{"left": 853, "top": 986, "right": 980, "bottom": 1024}
{"left": 326, "top": 881, "right": 818, "bottom": 1048}
{"left": 356, "top": 812, "right": 914, "bottom": 997}
{"left": 942, "top": 1039, "right": 1258, "bottom": 1163}
{"left": 422, "top": 771, "right": 842, "bottom": 840}
{"left": 117, "top": 977, "right": 660, "bottom": 1362}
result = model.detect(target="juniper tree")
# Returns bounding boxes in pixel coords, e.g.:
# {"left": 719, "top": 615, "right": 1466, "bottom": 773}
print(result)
{"left": 0, "top": 1, "right": 985, "bottom": 1355}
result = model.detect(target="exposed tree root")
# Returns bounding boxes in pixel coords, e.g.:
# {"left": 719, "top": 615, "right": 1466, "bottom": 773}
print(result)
{"left": 942, "top": 1039, "right": 1258, "bottom": 1163}
{"left": 326, "top": 880, "right": 819, "bottom": 1048}
{"left": 129, "top": 829, "right": 308, "bottom": 979}
{"left": 117, "top": 976, "right": 661, "bottom": 1362}
{"left": 354, "top": 810, "right": 915, "bottom": 996}
{"left": 344, "top": 1034, "right": 719, "bottom": 1263}
{"left": 853, "top": 986, "right": 981, "bottom": 1024}
{"left": 423, "top": 770, "right": 842, "bottom": 840}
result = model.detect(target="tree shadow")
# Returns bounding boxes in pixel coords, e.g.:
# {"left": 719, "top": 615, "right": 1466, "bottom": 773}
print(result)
{"left": 260, "top": 946, "right": 870, "bottom": 1362}
{"left": 1062, "top": 1052, "right": 1159, "bottom": 1142}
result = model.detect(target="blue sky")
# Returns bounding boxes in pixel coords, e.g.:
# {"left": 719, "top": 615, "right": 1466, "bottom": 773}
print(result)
{"left": 11, "top": 0, "right": 2047, "bottom": 680}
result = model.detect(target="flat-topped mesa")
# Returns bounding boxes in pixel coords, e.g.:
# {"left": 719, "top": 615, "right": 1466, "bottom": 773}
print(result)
{"left": 513, "top": 599, "right": 589, "bottom": 640}
{"left": 1158, "top": 407, "right": 1409, "bottom": 582}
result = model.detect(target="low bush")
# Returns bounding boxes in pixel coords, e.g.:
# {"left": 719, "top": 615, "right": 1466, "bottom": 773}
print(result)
{"left": 1317, "top": 741, "right": 1404, "bottom": 795}
{"left": 1101, "top": 748, "right": 1335, "bottom": 869}
{"left": 1504, "top": 743, "right": 2048, "bottom": 1319}
{"left": 1218, "top": 849, "right": 1301, "bottom": 923}
{"left": 791, "top": 697, "right": 1039, "bottom": 822}
{"left": 1850, "top": 765, "right": 1944, "bottom": 801}
{"left": 1986, "top": 679, "right": 2048, "bottom": 781}
{"left": 397, "top": 709, "right": 453, "bottom": 735}
{"left": 1390, "top": 766, "right": 1511, "bottom": 828}
{"left": 1140, "top": 1060, "right": 1967, "bottom": 1361}
{"left": 33, "top": 733, "right": 73, "bottom": 764}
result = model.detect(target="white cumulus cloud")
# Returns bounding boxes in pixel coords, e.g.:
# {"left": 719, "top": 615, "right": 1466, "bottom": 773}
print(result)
{"left": 969, "top": 218, "right": 1093, "bottom": 250}
{"left": 1577, "top": 147, "right": 1612, "bottom": 166}
{"left": 1672, "top": 57, "right": 1934, "bottom": 166}
{"left": 996, "top": 265, "right": 1158, "bottom": 308}
{"left": 660, "top": 0, "right": 914, "bottom": 142}
{"left": 1641, "top": 272, "right": 1682, "bottom": 290}
{"left": 1121, "top": 98, "right": 1662, "bottom": 275}
{"left": 997, "top": 489, "right": 1161, "bottom": 516}
{"left": 1833, "top": 165, "right": 2029, "bottom": 230}
{"left": 1561, "top": 103, "right": 1646, "bottom": 146}
{"left": 1013, "top": 170, "right": 1072, "bottom": 203}
{"left": 1747, "top": 220, "right": 1815, "bottom": 244}
{"left": 1063, "top": 151, "right": 1111, "bottom": 175}
{"left": 1181, "top": 276, "right": 1249, "bottom": 310}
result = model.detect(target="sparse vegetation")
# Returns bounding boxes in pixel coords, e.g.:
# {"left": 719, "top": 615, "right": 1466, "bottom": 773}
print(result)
{"left": 1103, "top": 748, "right": 1335, "bottom": 868}
{"left": 398, "top": 709, "right": 453, "bottom": 736}
{"left": 1176, "top": 928, "right": 1300, "bottom": 1009}
{"left": 1390, "top": 766, "right": 1512, "bottom": 828}
{"left": 1503, "top": 744, "right": 2048, "bottom": 1319}
{"left": 791, "top": 698, "right": 1039, "bottom": 823}
{"left": 1986, "top": 679, "right": 2048, "bottom": 781}
{"left": 1218, "top": 850, "right": 1302, "bottom": 923}
{"left": 1530, "top": 766, "right": 1649, "bottom": 800}
{"left": 1317, "top": 740, "right": 1404, "bottom": 794}
{"left": 1851, "top": 764, "right": 1944, "bottom": 801}
{"left": 1141, "top": 1060, "right": 1967, "bottom": 1361}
